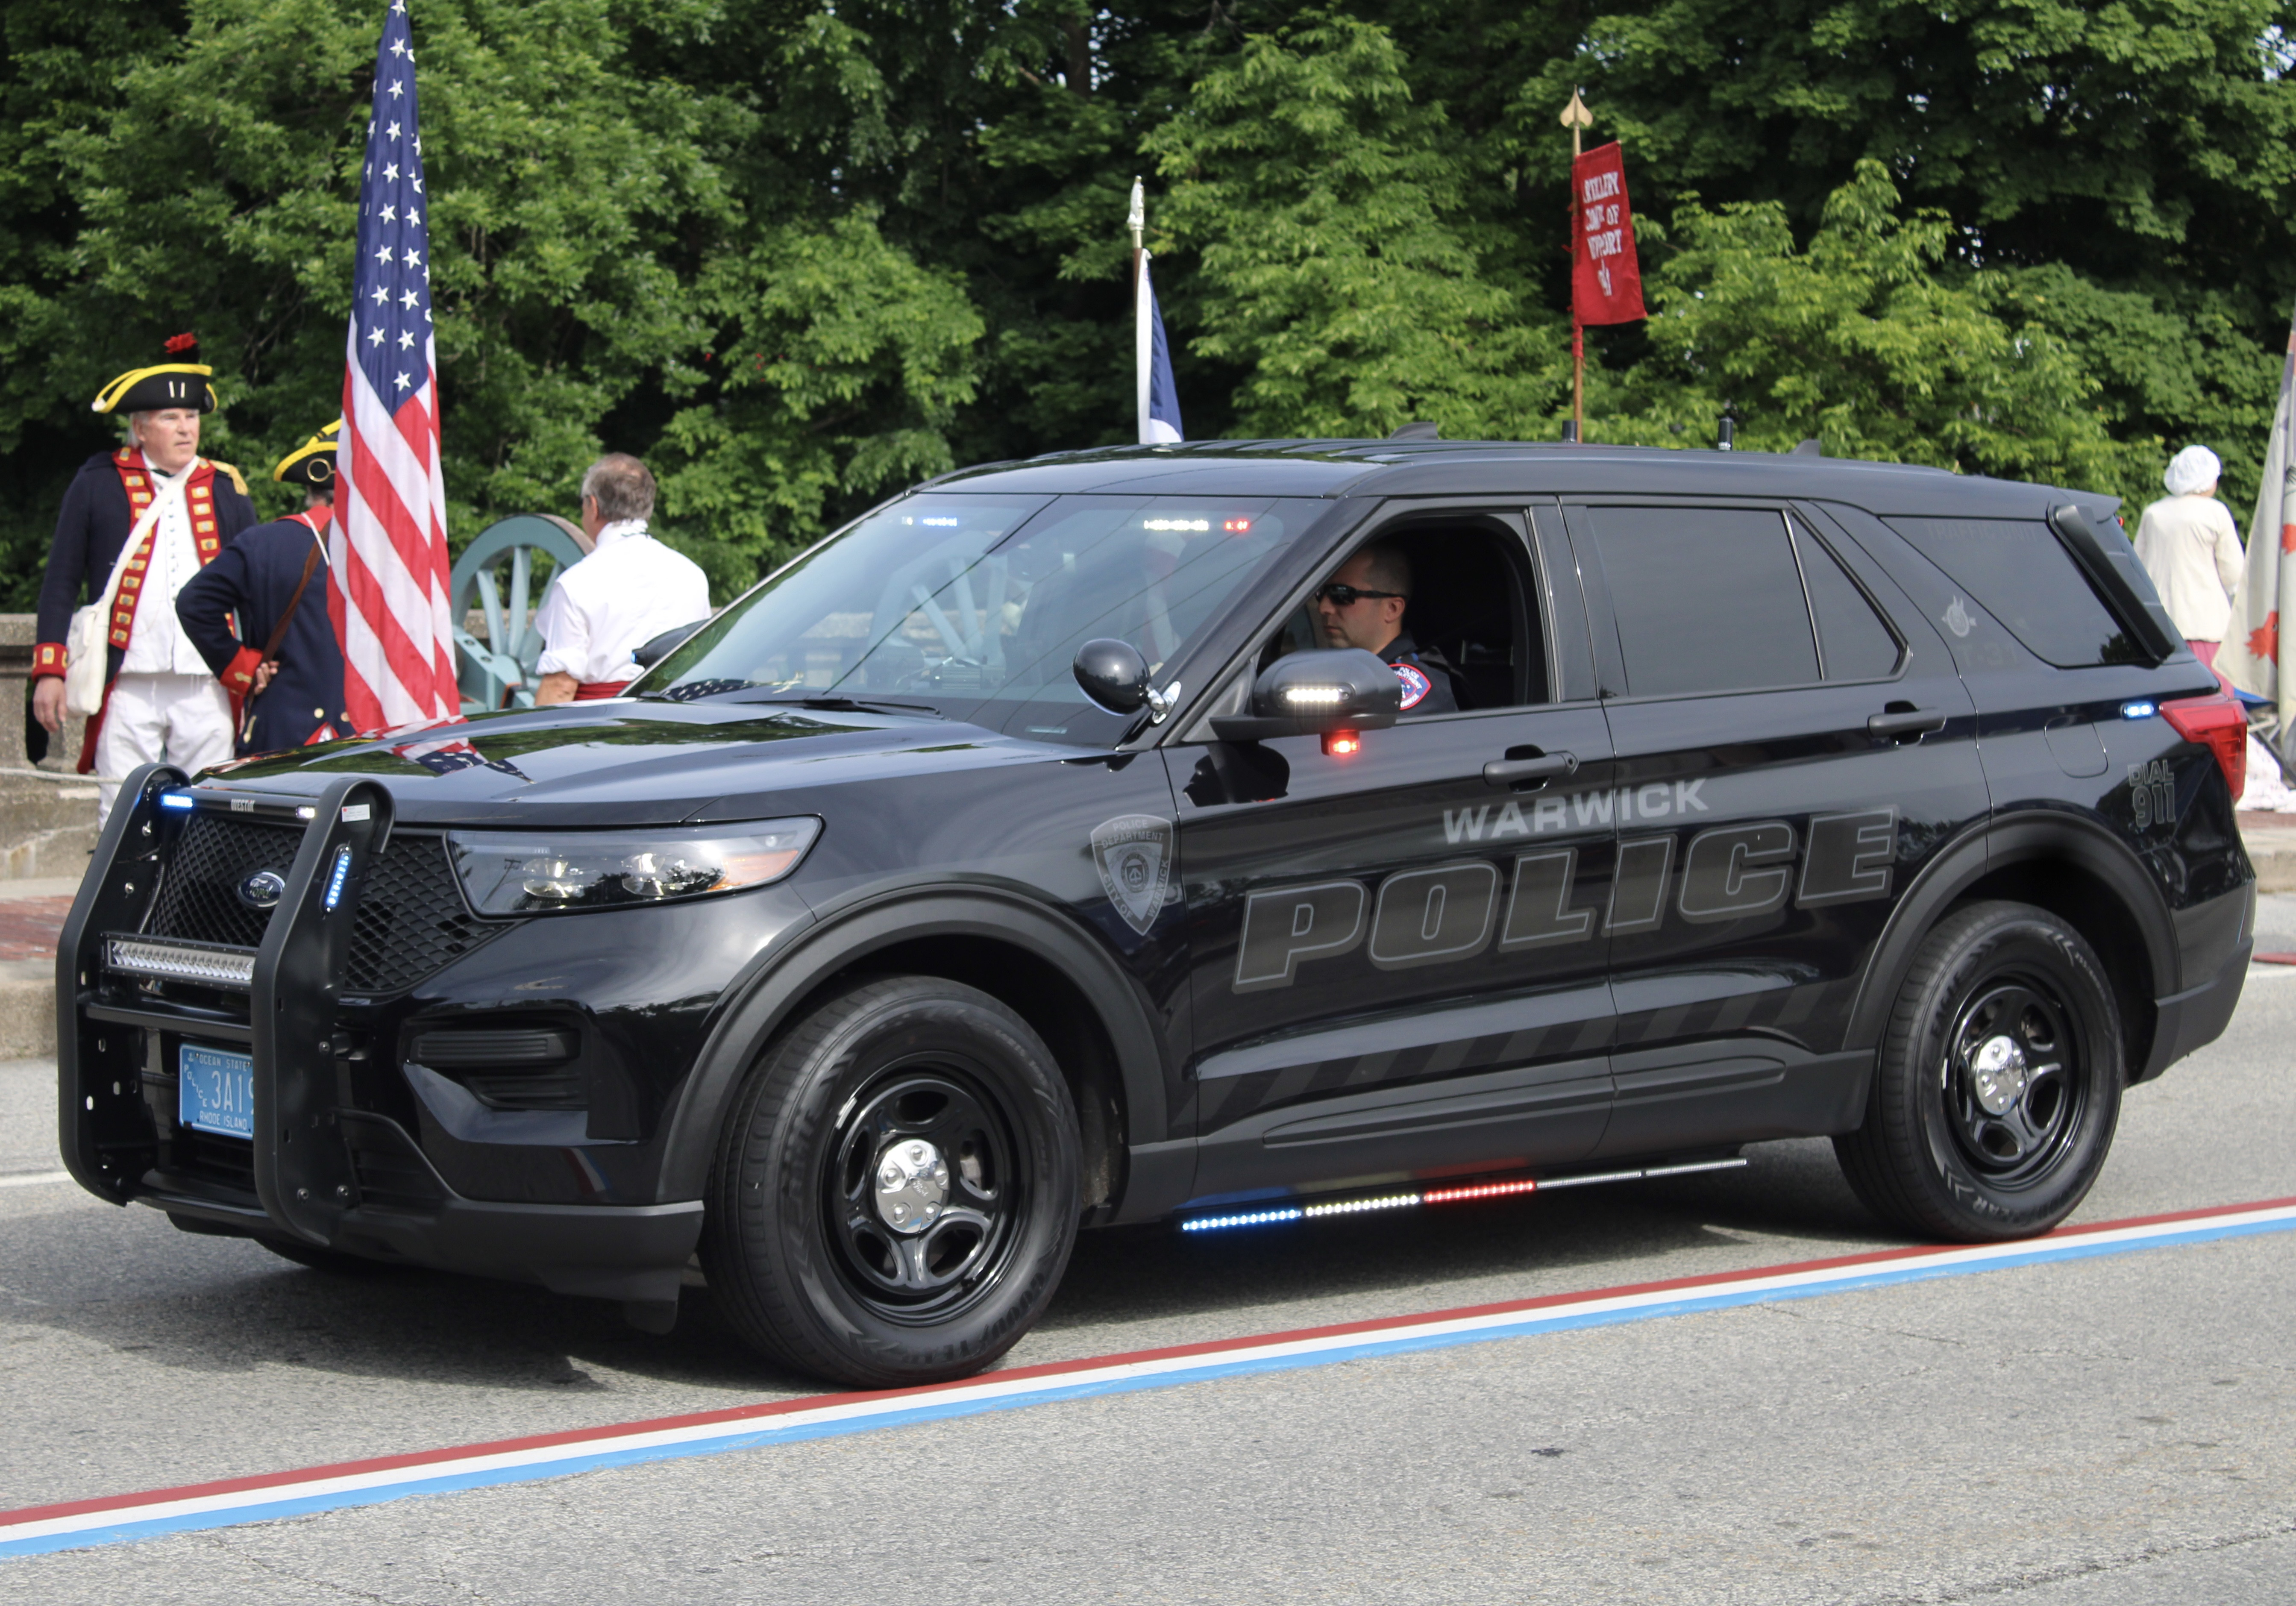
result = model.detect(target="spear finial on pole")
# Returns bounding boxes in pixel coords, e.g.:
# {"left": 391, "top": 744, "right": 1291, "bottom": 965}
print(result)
{"left": 1561, "top": 91, "right": 1593, "bottom": 441}
{"left": 1560, "top": 88, "right": 1592, "bottom": 159}
{"left": 1129, "top": 175, "right": 1145, "bottom": 291}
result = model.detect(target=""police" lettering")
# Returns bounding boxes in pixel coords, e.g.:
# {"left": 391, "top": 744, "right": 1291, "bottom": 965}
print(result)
{"left": 1232, "top": 806, "right": 1899, "bottom": 992}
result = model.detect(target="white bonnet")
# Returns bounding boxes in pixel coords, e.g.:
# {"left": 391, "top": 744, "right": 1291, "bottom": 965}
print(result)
{"left": 2164, "top": 444, "right": 2222, "bottom": 496}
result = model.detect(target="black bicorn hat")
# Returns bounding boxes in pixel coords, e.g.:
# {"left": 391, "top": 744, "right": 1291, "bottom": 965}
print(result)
{"left": 273, "top": 419, "right": 342, "bottom": 487}
{"left": 90, "top": 333, "right": 217, "bottom": 415}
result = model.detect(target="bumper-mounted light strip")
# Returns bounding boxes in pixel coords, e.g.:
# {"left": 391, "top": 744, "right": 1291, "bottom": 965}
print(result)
{"left": 103, "top": 937, "right": 256, "bottom": 990}
{"left": 1178, "top": 1159, "right": 1747, "bottom": 1233}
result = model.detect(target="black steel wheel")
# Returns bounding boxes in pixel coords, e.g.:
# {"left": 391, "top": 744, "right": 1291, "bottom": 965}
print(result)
{"left": 702, "top": 976, "right": 1080, "bottom": 1386}
{"left": 1835, "top": 901, "right": 2123, "bottom": 1241}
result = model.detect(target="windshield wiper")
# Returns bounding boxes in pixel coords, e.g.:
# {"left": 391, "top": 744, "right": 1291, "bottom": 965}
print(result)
{"left": 732, "top": 693, "right": 945, "bottom": 718}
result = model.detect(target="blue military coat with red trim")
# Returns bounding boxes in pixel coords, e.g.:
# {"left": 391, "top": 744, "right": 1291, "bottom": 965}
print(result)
{"left": 175, "top": 508, "right": 350, "bottom": 755}
{"left": 34, "top": 449, "right": 257, "bottom": 769}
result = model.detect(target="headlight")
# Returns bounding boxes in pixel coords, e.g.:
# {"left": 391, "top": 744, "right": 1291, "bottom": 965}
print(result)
{"left": 446, "top": 819, "right": 820, "bottom": 916}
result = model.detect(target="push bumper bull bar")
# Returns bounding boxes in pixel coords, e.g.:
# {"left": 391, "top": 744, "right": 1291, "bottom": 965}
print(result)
{"left": 56, "top": 764, "right": 701, "bottom": 1313}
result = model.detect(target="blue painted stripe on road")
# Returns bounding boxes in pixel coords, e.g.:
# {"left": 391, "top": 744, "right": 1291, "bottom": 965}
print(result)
{"left": 6, "top": 1201, "right": 2293, "bottom": 1559}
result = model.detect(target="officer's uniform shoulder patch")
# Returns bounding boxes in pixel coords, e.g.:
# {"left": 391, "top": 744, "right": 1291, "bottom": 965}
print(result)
{"left": 1393, "top": 661, "right": 1433, "bottom": 710}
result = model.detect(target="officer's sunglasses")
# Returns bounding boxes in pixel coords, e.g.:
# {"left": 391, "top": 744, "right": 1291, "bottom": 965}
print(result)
{"left": 1315, "top": 583, "right": 1406, "bottom": 607}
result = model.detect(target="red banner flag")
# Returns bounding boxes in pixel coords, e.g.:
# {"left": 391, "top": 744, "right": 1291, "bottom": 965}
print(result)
{"left": 1572, "top": 142, "right": 1646, "bottom": 326}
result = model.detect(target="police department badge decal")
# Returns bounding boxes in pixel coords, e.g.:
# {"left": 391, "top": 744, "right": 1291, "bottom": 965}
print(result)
{"left": 1394, "top": 662, "right": 1432, "bottom": 710}
{"left": 1090, "top": 814, "right": 1173, "bottom": 936}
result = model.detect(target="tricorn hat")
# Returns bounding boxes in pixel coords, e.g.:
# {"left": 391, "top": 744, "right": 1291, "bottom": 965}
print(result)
{"left": 90, "top": 333, "right": 217, "bottom": 416}
{"left": 273, "top": 419, "right": 342, "bottom": 487}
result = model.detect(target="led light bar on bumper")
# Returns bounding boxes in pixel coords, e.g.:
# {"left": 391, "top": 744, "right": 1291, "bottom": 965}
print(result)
{"left": 446, "top": 818, "right": 820, "bottom": 916}
{"left": 106, "top": 937, "right": 257, "bottom": 990}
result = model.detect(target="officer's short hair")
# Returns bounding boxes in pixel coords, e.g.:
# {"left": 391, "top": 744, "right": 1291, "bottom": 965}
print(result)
{"left": 582, "top": 453, "right": 656, "bottom": 523}
{"left": 1355, "top": 541, "right": 1411, "bottom": 599}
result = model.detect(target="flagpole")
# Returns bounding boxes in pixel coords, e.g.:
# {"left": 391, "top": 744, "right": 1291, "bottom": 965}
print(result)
{"left": 1561, "top": 92, "right": 1592, "bottom": 443}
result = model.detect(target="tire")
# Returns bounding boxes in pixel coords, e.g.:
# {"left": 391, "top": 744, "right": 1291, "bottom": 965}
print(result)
{"left": 1835, "top": 901, "right": 2123, "bottom": 1242}
{"left": 701, "top": 975, "right": 1082, "bottom": 1387}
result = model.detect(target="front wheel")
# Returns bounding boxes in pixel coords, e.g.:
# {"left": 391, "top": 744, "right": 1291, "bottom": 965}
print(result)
{"left": 702, "top": 976, "right": 1081, "bottom": 1387}
{"left": 1835, "top": 901, "right": 2123, "bottom": 1241}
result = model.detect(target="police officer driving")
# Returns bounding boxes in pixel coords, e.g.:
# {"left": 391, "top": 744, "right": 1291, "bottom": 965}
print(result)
{"left": 1313, "top": 541, "right": 1461, "bottom": 715}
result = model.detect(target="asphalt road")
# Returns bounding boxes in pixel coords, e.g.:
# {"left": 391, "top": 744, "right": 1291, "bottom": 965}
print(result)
{"left": 5, "top": 900, "right": 2296, "bottom": 1601}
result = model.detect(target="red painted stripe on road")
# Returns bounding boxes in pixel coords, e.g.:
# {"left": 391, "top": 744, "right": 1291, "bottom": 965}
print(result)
{"left": 6, "top": 1193, "right": 2293, "bottom": 1530}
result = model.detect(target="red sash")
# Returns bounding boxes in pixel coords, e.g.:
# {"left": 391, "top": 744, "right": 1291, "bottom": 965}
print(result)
{"left": 573, "top": 680, "right": 632, "bottom": 701}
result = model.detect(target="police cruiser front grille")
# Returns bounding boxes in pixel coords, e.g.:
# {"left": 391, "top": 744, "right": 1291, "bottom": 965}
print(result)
{"left": 148, "top": 814, "right": 284, "bottom": 950}
{"left": 149, "top": 813, "right": 507, "bottom": 994}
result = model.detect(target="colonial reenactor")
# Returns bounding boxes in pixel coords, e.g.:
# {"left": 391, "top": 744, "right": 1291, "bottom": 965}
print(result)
{"left": 531, "top": 454, "right": 711, "bottom": 703}
{"left": 176, "top": 421, "right": 352, "bottom": 755}
{"left": 1312, "top": 541, "right": 1464, "bottom": 714}
{"left": 32, "top": 335, "right": 258, "bottom": 817}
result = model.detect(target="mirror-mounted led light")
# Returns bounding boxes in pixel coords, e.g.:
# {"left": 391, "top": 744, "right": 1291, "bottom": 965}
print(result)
{"left": 1324, "top": 731, "right": 1362, "bottom": 757}
{"left": 447, "top": 818, "right": 821, "bottom": 916}
{"left": 1283, "top": 685, "right": 1345, "bottom": 705}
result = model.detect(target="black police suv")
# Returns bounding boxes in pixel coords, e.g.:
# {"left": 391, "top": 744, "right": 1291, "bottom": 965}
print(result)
{"left": 59, "top": 440, "right": 2254, "bottom": 1387}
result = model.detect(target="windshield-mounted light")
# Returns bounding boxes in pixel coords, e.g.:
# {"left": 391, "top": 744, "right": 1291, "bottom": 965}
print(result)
{"left": 446, "top": 819, "right": 821, "bottom": 916}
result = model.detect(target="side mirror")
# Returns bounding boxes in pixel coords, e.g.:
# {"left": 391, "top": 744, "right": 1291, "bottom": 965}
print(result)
{"left": 1210, "top": 649, "right": 1402, "bottom": 742}
{"left": 632, "top": 618, "right": 710, "bottom": 670}
{"left": 1073, "top": 638, "right": 1154, "bottom": 715}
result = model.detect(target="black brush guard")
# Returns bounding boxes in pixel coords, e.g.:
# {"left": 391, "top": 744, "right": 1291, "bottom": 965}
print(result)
{"left": 56, "top": 764, "right": 700, "bottom": 1323}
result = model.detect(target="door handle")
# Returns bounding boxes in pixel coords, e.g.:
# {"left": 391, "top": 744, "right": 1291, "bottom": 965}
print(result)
{"left": 1483, "top": 752, "right": 1579, "bottom": 789}
{"left": 1867, "top": 707, "right": 1947, "bottom": 740}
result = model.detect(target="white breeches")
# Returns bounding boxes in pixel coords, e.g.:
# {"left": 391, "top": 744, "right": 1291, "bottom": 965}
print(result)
{"left": 95, "top": 672, "right": 234, "bottom": 823}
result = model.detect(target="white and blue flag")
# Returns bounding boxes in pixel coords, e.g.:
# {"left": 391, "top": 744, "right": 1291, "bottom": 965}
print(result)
{"left": 1136, "top": 250, "right": 1183, "bottom": 446}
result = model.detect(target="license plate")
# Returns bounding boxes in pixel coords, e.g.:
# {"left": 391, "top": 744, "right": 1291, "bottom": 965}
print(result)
{"left": 179, "top": 1043, "right": 255, "bottom": 1139}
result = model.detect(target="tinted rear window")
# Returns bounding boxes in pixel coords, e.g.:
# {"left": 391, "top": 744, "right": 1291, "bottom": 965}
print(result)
{"left": 1793, "top": 523, "right": 1901, "bottom": 681}
{"left": 1886, "top": 517, "right": 2138, "bottom": 667}
{"left": 1582, "top": 506, "right": 1818, "bottom": 696}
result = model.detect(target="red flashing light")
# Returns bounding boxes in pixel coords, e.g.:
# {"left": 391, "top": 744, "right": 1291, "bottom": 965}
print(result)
{"left": 1323, "top": 730, "right": 1361, "bottom": 757}
{"left": 2161, "top": 689, "right": 2246, "bottom": 800}
{"left": 1223, "top": 518, "right": 1252, "bottom": 533}
{"left": 1423, "top": 1178, "right": 1539, "bottom": 1206}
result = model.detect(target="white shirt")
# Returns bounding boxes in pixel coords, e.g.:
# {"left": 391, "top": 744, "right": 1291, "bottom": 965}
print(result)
{"left": 120, "top": 453, "right": 217, "bottom": 677}
{"left": 2132, "top": 493, "right": 2245, "bottom": 643}
{"left": 533, "top": 520, "right": 712, "bottom": 684}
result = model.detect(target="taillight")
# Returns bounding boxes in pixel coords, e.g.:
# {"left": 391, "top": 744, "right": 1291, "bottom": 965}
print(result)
{"left": 2160, "top": 690, "right": 2246, "bottom": 800}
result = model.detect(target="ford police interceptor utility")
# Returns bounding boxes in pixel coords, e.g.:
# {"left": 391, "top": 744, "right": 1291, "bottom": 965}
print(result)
{"left": 59, "top": 439, "right": 2254, "bottom": 1387}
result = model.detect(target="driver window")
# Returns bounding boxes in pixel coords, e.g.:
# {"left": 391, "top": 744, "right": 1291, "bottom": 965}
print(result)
{"left": 1254, "top": 524, "right": 1546, "bottom": 713}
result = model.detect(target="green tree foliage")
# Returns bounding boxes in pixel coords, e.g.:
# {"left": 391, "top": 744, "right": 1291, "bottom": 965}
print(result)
{"left": 1602, "top": 161, "right": 2152, "bottom": 491}
{"left": 1148, "top": 14, "right": 1562, "bottom": 437}
{"left": 0, "top": 0, "right": 2291, "bottom": 612}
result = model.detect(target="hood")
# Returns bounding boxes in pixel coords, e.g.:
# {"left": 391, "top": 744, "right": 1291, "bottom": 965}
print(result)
{"left": 195, "top": 699, "right": 1086, "bottom": 826}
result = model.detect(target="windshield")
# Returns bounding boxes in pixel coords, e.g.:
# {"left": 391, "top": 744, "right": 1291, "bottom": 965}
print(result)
{"left": 639, "top": 493, "right": 1320, "bottom": 743}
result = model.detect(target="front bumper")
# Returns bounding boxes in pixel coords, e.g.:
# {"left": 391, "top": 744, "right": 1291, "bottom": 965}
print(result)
{"left": 58, "top": 766, "right": 704, "bottom": 1307}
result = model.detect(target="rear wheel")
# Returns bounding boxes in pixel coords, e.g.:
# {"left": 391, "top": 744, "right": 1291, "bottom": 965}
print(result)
{"left": 1835, "top": 901, "right": 2123, "bottom": 1241}
{"left": 702, "top": 976, "right": 1081, "bottom": 1387}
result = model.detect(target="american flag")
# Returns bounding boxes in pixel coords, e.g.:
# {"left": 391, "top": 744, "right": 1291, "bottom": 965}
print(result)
{"left": 331, "top": 0, "right": 457, "bottom": 733}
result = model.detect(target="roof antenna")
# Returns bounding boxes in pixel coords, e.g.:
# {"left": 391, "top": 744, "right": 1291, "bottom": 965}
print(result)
{"left": 1716, "top": 408, "right": 1736, "bottom": 452}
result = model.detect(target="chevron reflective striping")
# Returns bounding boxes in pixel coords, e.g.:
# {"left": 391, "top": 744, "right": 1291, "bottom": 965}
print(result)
{"left": 5, "top": 1197, "right": 2295, "bottom": 1559}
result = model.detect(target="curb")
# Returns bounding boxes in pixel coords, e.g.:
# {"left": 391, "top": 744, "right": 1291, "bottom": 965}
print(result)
{"left": 0, "top": 968, "right": 53, "bottom": 1059}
